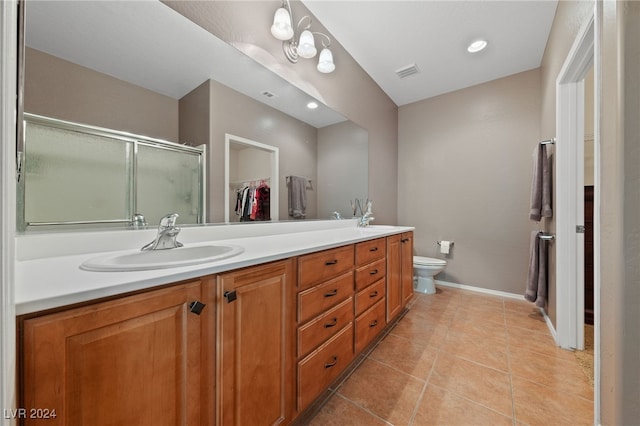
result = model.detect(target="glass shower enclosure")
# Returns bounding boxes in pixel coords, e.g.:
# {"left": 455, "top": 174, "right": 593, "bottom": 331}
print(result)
{"left": 18, "top": 114, "right": 206, "bottom": 231}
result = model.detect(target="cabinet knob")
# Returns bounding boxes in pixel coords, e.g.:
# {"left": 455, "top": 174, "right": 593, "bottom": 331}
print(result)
{"left": 223, "top": 290, "right": 237, "bottom": 303}
{"left": 324, "top": 356, "right": 338, "bottom": 369}
{"left": 189, "top": 301, "right": 206, "bottom": 315}
{"left": 369, "top": 319, "right": 378, "bottom": 328}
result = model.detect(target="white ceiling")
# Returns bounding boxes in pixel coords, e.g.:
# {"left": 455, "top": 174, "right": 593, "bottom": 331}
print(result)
{"left": 302, "top": 0, "right": 558, "bottom": 106}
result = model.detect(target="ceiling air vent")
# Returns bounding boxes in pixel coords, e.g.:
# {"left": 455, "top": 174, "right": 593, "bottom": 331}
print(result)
{"left": 261, "top": 90, "right": 276, "bottom": 98}
{"left": 395, "top": 63, "right": 420, "bottom": 79}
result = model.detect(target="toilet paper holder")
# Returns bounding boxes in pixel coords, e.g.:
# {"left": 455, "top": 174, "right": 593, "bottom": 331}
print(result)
{"left": 436, "top": 241, "right": 454, "bottom": 247}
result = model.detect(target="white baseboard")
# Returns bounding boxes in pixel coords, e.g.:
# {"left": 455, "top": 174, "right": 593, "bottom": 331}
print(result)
{"left": 539, "top": 307, "right": 559, "bottom": 345}
{"left": 435, "top": 280, "right": 525, "bottom": 301}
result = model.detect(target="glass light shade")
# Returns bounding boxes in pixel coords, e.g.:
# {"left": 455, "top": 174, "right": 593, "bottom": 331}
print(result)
{"left": 271, "top": 7, "right": 294, "bottom": 40}
{"left": 297, "top": 30, "right": 317, "bottom": 58}
{"left": 317, "top": 48, "right": 335, "bottom": 73}
{"left": 467, "top": 39, "right": 488, "bottom": 53}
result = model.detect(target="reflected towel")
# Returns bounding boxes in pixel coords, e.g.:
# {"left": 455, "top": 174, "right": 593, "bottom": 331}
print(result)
{"left": 287, "top": 176, "right": 307, "bottom": 219}
{"left": 525, "top": 231, "right": 547, "bottom": 308}
{"left": 529, "top": 144, "right": 553, "bottom": 221}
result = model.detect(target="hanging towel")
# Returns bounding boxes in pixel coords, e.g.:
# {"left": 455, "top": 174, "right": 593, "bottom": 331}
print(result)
{"left": 529, "top": 144, "right": 553, "bottom": 221}
{"left": 525, "top": 231, "right": 548, "bottom": 308}
{"left": 288, "top": 176, "right": 307, "bottom": 219}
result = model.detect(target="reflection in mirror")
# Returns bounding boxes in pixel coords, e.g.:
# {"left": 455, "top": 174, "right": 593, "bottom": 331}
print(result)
{"left": 21, "top": 0, "right": 368, "bottom": 230}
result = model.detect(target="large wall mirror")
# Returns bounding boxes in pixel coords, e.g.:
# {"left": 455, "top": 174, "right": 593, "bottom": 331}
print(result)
{"left": 20, "top": 0, "right": 368, "bottom": 231}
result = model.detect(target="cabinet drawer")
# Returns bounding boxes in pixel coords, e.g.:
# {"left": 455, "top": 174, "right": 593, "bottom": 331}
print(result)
{"left": 355, "top": 298, "right": 386, "bottom": 353}
{"left": 298, "top": 245, "right": 355, "bottom": 290}
{"left": 298, "top": 272, "right": 354, "bottom": 323}
{"left": 298, "top": 323, "right": 354, "bottom": 411}
{"left": 355, "top": 258, "right": 386, "bottom": 291}
{"left": 355, "top": 238, "right": 386, "bottom": 266}
{"left": 298, "top": 297, "right": 353, "bottom": 358}
{"left": 355, "top": 279, "right": 385, "bottom": 316}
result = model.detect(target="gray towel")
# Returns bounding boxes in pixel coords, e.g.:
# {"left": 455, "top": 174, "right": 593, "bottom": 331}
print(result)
{"left": 529, "top": 145, "right": 553, "bottom": 221}
{"left": 287, "top": 176, "right": 307, "bottom": 219}
{"left": 525, "top": 231, "right": 547, "bottom": 307}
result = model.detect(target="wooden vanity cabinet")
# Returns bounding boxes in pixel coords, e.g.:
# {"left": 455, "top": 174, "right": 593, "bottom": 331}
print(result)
{"left": 19, "top": 277, "right": 215, "bottom": 426}
{"left": 217, "top": 259, "right": 297, "bottom": 426}
{"left": 387, "top": 231, "right": 414, "bottom": 322}
{"left": 296, "top": 246, "right": 355, "bottom": 413}
{"left": 354, "top": 238, "right": 387, "bottom": 352}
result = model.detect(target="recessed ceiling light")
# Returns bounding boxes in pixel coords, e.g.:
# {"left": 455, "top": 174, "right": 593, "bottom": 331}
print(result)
{"left": 467, "top": 39, "right": 488, "bottom": 53}
{"left": 307, "top": 101, "right": 318, "bottom": 109}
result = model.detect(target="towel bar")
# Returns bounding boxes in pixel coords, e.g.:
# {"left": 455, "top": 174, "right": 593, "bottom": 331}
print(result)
{"left": 537, "top": 233, "right": 555, "bottom": 240}
{"left": 540, "top": 138, "right": 556, "bottom": 145}
{"left": 436, "top": 241, "right": 454, "bottom": 246}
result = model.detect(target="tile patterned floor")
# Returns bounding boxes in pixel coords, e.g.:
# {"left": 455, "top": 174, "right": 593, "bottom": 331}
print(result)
{"left": 308, "top": 286, "right": 594, "bottom": 426}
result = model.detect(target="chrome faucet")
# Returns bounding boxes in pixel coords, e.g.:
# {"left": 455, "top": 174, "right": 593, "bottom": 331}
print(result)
{"left": 331, "top": 211, "right": 343, "bottom": 220}
{"left": 141, "top": 213, "right": 184, "bottom": 251}
{"left": 357, "top": 201, "right": 375, "bottom": 227}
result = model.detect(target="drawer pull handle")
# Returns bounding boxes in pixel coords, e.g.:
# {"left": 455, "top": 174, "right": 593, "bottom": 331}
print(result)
{"left": 369, "top": 290, "right": 379, "bottom": 298}
{"left": 324, "top": 356, "right": 338, "bottom": 369}
{"left": 369, "top": 247, "right": 379, "bottom": 252}
{"left": 369, "top": 319, "right": 379, "bottom": 328}
{"left": 324, "top": 289, "right": 338, "bottom": 298}
{"left": 370, "top": 269, "right": 379, "bottom": 275}
{"left": 325, "top": 260, "right": 338, "bottom": 266}
{"left": 324, "top": 318, "right": 338, "bottom": 328}
{"left": 401, "top": 238, "right": 410, "bottom": 243}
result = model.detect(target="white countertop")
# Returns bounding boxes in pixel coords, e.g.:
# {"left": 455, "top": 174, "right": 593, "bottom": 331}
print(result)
{"left": 15, "top": 223, "right": 413, "bottom": 315}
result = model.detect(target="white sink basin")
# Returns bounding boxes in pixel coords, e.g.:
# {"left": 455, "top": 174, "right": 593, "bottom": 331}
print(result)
{"left": 80, "top": 244, "right": 244, "bottom": 272}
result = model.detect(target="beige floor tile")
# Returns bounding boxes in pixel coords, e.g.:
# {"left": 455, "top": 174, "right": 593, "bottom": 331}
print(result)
{"left": 389, "top": 315, "right": 449, "bottom": 349}
{"left": 369, "top": 333, "right": 438, "bottom": 380}
{"left": 307, "top": 394, "right": 391, "bottom": 426}
{"left": 507, "top": 328, "right": 577, "bottom": 361}
{"left": 448, "top": 315, "right": 508, "bottom": 344}
{"left": 509, "top": 346, "right": 594, "bottom": 401}
{"left": 412, "top": 385, "right": 513, "bottom": 426}
{"left": 505, "top": 309, "right": 549, "bottom": 333}
{"left": 451, "top": 304, "right": 506, "bottom": 325}
{"left": 428, "top": 352, "right": 513, "bottom": 417}
{"left": 512, "top": 376, "right": 593, "bottom": 425}
{"left": 441, "top": 330, "right": 509, "bottom": 372}
{"left": 338, "top": 358, "right": 426, "bottom": 425}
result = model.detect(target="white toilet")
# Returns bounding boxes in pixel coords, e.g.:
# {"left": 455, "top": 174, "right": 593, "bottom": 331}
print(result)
{"left": 413, "top": 256, "right": 447, "bottom": 294}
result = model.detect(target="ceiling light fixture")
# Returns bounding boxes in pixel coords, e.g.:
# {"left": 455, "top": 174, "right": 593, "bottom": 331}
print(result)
{"left": 306, "top": 101, "right": 319, "bottom": 109}
{"left": 271, "top": 0, "right": 335, "bottom": 74}
{"left": 467, "top": 39, "right": 488, "bottom": 53}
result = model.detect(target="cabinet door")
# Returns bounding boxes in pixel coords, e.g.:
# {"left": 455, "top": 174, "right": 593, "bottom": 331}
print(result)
{"left": 401, "top": 232, "right": 414, "bottom": 306}
{"left": 21, "top": 279, "right": 212, "bottom": 426}
{"left": 386, "top": 234, "right": 402, "bottom": 322}
{"left": 218, "top": 259, "right": 296, "bottom": 426}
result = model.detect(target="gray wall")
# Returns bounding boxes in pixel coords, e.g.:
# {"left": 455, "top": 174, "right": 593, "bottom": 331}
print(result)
{"left": 398, "top": 69, "right": 541, "bottom": 294}
{"left": 25, "top": 48, "right": 179, "bottom": 141}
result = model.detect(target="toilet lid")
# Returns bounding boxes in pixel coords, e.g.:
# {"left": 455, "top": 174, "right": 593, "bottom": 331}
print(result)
{"left": 413, "top": 256, "right": 447, "bottom": 266}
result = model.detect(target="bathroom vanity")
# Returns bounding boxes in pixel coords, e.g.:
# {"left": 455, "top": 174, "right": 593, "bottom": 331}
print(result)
{"left": 15, "top": 222, "right": 414, "bottom": 425}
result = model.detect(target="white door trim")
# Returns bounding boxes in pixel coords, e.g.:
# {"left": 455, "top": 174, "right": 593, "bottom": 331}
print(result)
{"left": 0, "top": 0, "right": 18, "bottom": 422}
{"left": 556, "top": 8, "right": 600, "bottom": 425}
{"left": 555, "top": 11, "right": 594, "bottom": 351}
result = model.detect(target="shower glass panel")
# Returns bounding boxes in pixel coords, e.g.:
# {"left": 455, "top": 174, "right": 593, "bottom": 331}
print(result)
{"left": 136, "top": 143, "right": 202, "bottom": 225}
{"left": 23, "top": 121, "right": 130, "bottom": 225}
{"left": 20, "top": 114, "right": 205, "bottom": 231}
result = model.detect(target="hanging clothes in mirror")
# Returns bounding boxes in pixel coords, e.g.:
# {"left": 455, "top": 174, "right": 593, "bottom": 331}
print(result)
{"left": 235, "top": 179, "right": 270, "bottom": 222}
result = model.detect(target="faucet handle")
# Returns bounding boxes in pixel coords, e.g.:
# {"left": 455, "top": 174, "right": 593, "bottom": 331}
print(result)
{"left": 159, "top": 213, "right": 179, "bottom": 228}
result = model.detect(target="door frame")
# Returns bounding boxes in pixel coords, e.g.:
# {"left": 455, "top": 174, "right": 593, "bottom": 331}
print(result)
{"left": 555, "top": 7, "right": 600, "bottom": 424}
{"left": 224, "top": 134, "right": 279, "bottom": 222}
